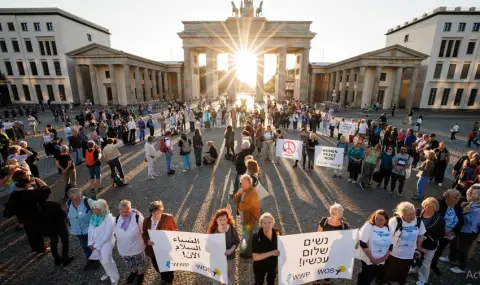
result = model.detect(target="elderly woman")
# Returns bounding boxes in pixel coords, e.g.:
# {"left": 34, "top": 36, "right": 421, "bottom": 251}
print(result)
{"left": 431, "top": 189, "right": 464, "bottom": 274}
{"left": 412, "top": 198, "right": 445, "bottom": 285}
{"left": 413, "top": 150, "right": 435, "bottom": 201}
{"left": 449, "top": 185, "right": 480, "bottom": 274}
{"left": 252, "top": 213, "right": 280, "bottom": 285}
{"left": 381, "top": 202, "right": 426, "bottom": 285}
{"left": 88, "top": 199, "right": 119, "bottom": 285}
{"left": 115, "top": 200, "right": 145, "bottom": 284}
{"left": 356, "top": 209, "right": 392, "bottom": 285}
{"left": 207, "top": 209, "right": 240, "bottom": 285}
{"left": 142, "top": 201, "right": 177, "bottom": 284}
{"left": 66, "top": 188, "right": 97, "bottom": 270}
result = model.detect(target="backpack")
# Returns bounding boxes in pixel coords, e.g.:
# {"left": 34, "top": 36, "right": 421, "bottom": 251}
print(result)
{"left": 320, "top": 217, "right": 347, "bottom": 230}
{"left": 160, "top": 138, "right": 168, "bottom": 153}
{"left": 67, "top": 196, "right": 91, "bottom": 212}
{"left": 113, "top": 174, "right": 126, "bottom": 187}
{"left": 85, "top": 149, "right": 96, "bottom": 166}
{"left": 394, "top": 215, "right": 422, "bottom": 235}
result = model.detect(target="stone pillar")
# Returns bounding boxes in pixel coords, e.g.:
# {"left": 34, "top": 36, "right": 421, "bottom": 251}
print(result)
{"left": 371, "top": 66, "right": 382, "bottom": 105}
{"left": 6, "top": 84, "right": 15, "bottom": 102}
{"left": 334, "top": 70, "right": 341, "bottom": 102}
{"left": 183, "top": 48, "right": 192, "bottom": 102}
{"left": 75, "top": 65, "right": 85, "bottom": 104}
{"left": 163, "top": 72, "right": 169, "bottom": 100}
{"left": 151, "top": 70, "right": 157, "bottom": 99}
{"left": 355, "top": 67, "right": 366, "bottom": 108}
{"left": 328, "top": 73, "right": 334, "bottom": 101}
{"left": 89, "top": 65, "right": 100, "bottom": 105}
{"left": 275, "top": 46, "right": 287, "bottom": 102}
{"left": 134, "top": 66, "right": 142, "bottom": 101}
{"left": 206, "top": 48, "right": 217, "bottom": 99}
{"left": 177, "top": 72, "right": 182, "bottom": 101}
{"left": 156, "top": 71, "right": 162, "bottom": 99}
{"left": 339, "top": 69, "right": 347, "bottom": 106}
{"left": 109, "top": 64, "right": 118, "bottom": 105}
{"left": 347, "top": 68, "right": 355, "bottom": 104}
{"left": 406, "top": 66, "right": 419, "bottom": 110}
{"left": 309, "top": 73, "right": 316, "bottom": 103}
{"left": 256, "top": 53, "right": 264, "bottom": 102}
{"left": 227, "top": 54, "right": 236, "bottom": 102}
{"left": 299, "top": 48, "right": 310, "bottom": 102}
{"left": 123, "top": 64, "right": 134, "bottom": 104}
{"left": 144, "top": 68, "right": 151, "bottom": 101}
{"left": 392, "top": 67, "right": 403, "bottom": 108}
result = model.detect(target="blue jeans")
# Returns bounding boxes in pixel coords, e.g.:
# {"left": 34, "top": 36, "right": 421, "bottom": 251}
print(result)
{"left": 76, "top": 233, "right": 91, "bottom": 258}
{"left": 139, "top": 129, "right": 145, "bottom": 140}
{"left": 88, "top": 165, "right": 101, "bottom": 179}
{"left": 233, "top": 174, "right": 240, "bottom": 195}
{"left": 165, "top": 152, "right": 172, "bottom": 172}
{"left": 74, "top": 148, "right": 84, "bottom": 165}
{"left": 417, "top": 176, "right": 429, "bottom": 199}
{"left": 181, "top": 154, "right": 191, "bottom": 169}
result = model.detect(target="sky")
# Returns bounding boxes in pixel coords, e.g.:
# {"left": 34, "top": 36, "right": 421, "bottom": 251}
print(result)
{"left": 3, "top": 0, "right": 477, "bottom": 84}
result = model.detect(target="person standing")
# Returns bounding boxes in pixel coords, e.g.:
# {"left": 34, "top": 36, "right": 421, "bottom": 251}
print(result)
{"left": 27, "top": 114, "right": 37, "bottom": 135}
{"left": 144, "top": 136, "right": 158, "bottom": 180}
{"left": 376, "top": 146, "right": 395, "bottom": 190}
{"left": 252, "top": 213, "right": 280, "bottom": 285}
{"left": 70, "top": 130, "right": 84, "bottom": 166}
{"left": 85, "top": 141, "right": 102, "bottom": 193}
{"left": 162, "top": 131, "right": 175, "bottom": 175}
{"left": 333, "top": 135, "right": 348, "bottom": 179}
{"left": 232, "top": 141, "right": 250, "bottom": 197}
{"left": 391, "top": 104, "right": 396, "bottom": 117}
{"left": 292, "top": 128, "right": 309, "bottom": 169}
{"left": 306, "top": 133, "right": 319, "bottom": 171}
{"left": 449, "top": 123, "right": 459, "bottom": 141}
{"left": 55, "top": 145, "right": 76, "bottom": 199}
{"left": 390, "top": 145, "right": 413, "bottom": 197}
{"left": 360, "top": 144, "right": 381, "bottom": 189}
{"left": 193, "top": 128, "right": 204, "bottom": 167}
{"left": 146, "top": 115, "right": 155, "bottom": 137}
{"left": 224, "top": 126, "right": 235, "bottom": 159}
{"left": 413, "top": 150, "right": 435, "bottom": 201}
{"left": 347, "top": 141, "right": 365, "bottom": 184}
{"left": 434, "top": 142, "right": 449, "bottom": 187}
{"left": 263, "top": 126, "right": 274, "bottom": 161}
{"left": 18, "top": 141, "right": 39, "bottom": 178}
{"left": 127, "top": 117, "right": 136, "bottom": 145}
{"left": 178, "top": 133, "right": 192, "bottom": 172}
{"left": 255, "top": 124, "right": 265, "bottom": 158}
{"left": 329, "top": 116, "right": 338, "bottom": 138}
{"left": 137, "top": 117, "right": 146, "bottom": 142}
{"left": 103, "top": 138, "right": 126, "bottom": 185}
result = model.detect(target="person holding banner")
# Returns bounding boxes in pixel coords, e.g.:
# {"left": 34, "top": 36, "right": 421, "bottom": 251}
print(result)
{"left": 292, "top": 128, "right": 308, "bottom": 169}
{"left": 347, "top": 142, "right": 365, "bottom": 184}
{"left": 142, "top": 201, "right": 177, "bottom": 284}
{"left": 207, "top": 209, "right": 240, "bottom": 285}
{"left": 252, "top": 213, "right": 280, "bottom": 285}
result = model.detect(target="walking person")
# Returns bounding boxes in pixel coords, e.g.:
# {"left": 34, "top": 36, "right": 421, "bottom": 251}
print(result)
{"left": 85, "top": 141, "right": 102, "bottom": 194}
{"left": 413, "top": 150, "right": 435, "bottom": 201}
{"left": 178, "top": 133, "right": 192, "bottom": 172}
{"left": 27, "top": 114, "right": 37, "bottom": 135}
{"left": 193, "top": 128, "right": 204, "bottom": 167}
{"left": 252, "top": 213, "right": 280, "bottom": 285}
{"left": 103, "top": 138, "right": 126, "bottom": 185}
{"left": 434, "top": 142, "right": 449, "bottom": 187}
{"left": 144, "top": 136, "right": 158, "bottom": 180}
{"left": 161, "top": 131, "right": 175, "bottom": 175}
{"left": 55, "top": 145, "right": 76, "bottom": 199}
{"left": 390, "top": 145, "right": 413, "bottom": 197}
{"left": 333, "top": 135, "right": 348, "bottom": 179}
{"left": 347, "top": 141, "right": 365, "bottom": 184}
{"left": 449, "top": 123, "right": 459, "bottom": 141}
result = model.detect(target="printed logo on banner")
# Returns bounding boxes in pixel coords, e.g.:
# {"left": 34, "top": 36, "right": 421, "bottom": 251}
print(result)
{"left": 195, "top": 264, "right": 222, "bottom": 277}
{"left": 283, "top": 141, "right": 296, "bottom": 155}
{"left": 165, "top": 260, "right": 190, "bottom": 269}
{"left": 317, "top": 265, "right": 346, "bottom": 275}
{"left": 286, "top": 271, "right": 311, "bottom": 284}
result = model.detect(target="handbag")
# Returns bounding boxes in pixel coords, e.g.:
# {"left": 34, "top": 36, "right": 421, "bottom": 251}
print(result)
{"left": 405, "top": 168, "right": 412, "bottom": 179}
{"left": 256, "top": 183, "right": 270, "bottom": 200}
{"left": 372, "top": 171, "right": 382, "bottom": 183}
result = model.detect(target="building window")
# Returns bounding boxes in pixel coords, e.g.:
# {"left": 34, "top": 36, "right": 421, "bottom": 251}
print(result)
{"left": 380, "top": 73, "right": 387, "bottom": 81}
{"left": 354, "top": 74, "right": 357, "bottom": 81}
{"left": 7, "top": 22, "right": 15, "bottom": 31}
{"left": 39, "top": 41, "right": 45, "bottom": 55}
{"left": 46, "top": 85, "right": 55, "bottom": 101}
{"left": 460, "top": 63, "right": 471, "bottom": 79}
{"left": 428, "top": 88, "right": 437, "bottom": 105}
{"left": 5, "top": 61, "right": 13, "bottom": 75}
{"left": 438, "top": 40, "right": 446, "bottom": 57}
{"left": 105, "top": 70, "right": 110, "bottom": 78}
{"left": 339, "top": 76, "right": 342, "bottom": 82}
{"left": 34, "top": 22, "right": 41, "bottom": 31}
{"left": 404, "top": 34, "right": 409, "bottom": 43}
{"left": 51, "top": 41, "right": 57, "bottom": 55}
{"left": 468, "top": 89, "right": 478, "bottom": 106}
{"left": 54, "top": 61, "right": 62, "bottom": 76}
{"left": 433, "top": 63, "right": 443, "bottom": 79}
{"left": 22, "top": 85, "right": 31, "bottom": 101}
{"left": 444, "top": 22, "right": 452, "bottom": 32}
{"left": 466, "top": 41, "right": 476, "bottom": 55}
{"left": 58, "top": 85, "right": 66, "bottom": 101}
{"left": 452, "top": 40, "right": 461, "bottom": 57}
{"left": 475, "top": 64, "right": 480, "bottom": 79}
{"left": 42, "top": 61, "right": 50, "bottom": 76}
{"left": 45, "top": 41, "right": 51, "bottom": 56}
{"left": 346, "top": 75, "right": 349, "bottom": 82}
{"left": 21, "top": 23, "right": 28, "bottom": 31}
{"left": 25, "top": 40, "right": 33, "bottom": 52}
{"left": 11, "top": 85, "right": 20, "bottom": 101}
{"left": 445, "top": 40, "right": 453, "bottom": 57}
{"left": 30, "top": 61, "right": 38, "bottom": 76}
{"left": 0, "top": 40, "right": 7, "bottom": 52}
{"left": 46, "top": 22, "right": 53, "bottom": 31}
{"left": 454, "top": 89, "right": 463, "bottom": 106}
{"left": 17, "top": 61, "right": 25, "bottom": 76}
{"left": 0, "top": 23, "right": 2, "bottom": 31}
{"left": 106, "top": 87, "right": 113, "bottom": 101}
{"left": 87, "top": 34, "right": 92, "bottom": 42}
{"left": 447, "top": 64, "right": 456, "bottom": 79}
{"left": 473, "top": 23, "right": 480, "bottom": 32}
{"left": 441, "top": 88, "right": 450, "bottom": 105}
{"left": 458, "top": 22, "right": 466, "bottom": 32}
{"left": 376, "top": 90, "right": 385, "bottom": 104}
{"left": 34, "top": 85, "right": 42, "bottom": 101}
{"left": 12, "top": 40, "right": 20, "bottom": 52}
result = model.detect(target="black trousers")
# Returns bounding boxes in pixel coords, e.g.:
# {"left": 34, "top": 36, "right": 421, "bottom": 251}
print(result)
{"left": 431, "top": 237, "right": 453, "bottom": 269}
{"left": 357, "top": 261, "right": 383, "bottom": 285}
{"left": 329, "top": 126, "right": 335, "bottom": 137}
{"left": 49, "top": 226, "right": 70, "bottom": 261}
{"left": 25, "top": 223, "right": 44, "bottom": 253}
{"left": 434, "top": 160, "right": 447, "bottom": 183}
{"left": 129, "top": 130, "right": 136, "bottom": 143}
{"left": 377, "top": 168, "right": 392, "bottom": 187}
{"left": 449, "top": 232, "right": 478, "bottom": 270}
{"left": 149, "top": 128, "right": 154, "bottom": 137}
{"left": 390, "top": 173, "right": 406, "bottom": 193}
{"left": 151, "top": 256, "right": 174, "bottom": 282}
{"left": 253, "top": 263, "right": 276, "bottom": 285}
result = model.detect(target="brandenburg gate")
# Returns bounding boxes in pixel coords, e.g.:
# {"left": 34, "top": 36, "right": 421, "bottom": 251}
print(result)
{"left": 178, "top": 0, "right": 316, "bottom": 102}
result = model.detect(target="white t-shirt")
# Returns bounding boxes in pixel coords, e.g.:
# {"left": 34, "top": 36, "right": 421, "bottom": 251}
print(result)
{"left": 389, "top": 217, "right": 426, "bottom": 259}
{"left": 64, "top": 127, "right": 73, "bottom": 137}
{"left": 358, "top": 123, "right": 369, "bottom": 134}
{"left": 358, "top": 223, "right": 392, "bottom": 265}
{"left": 115, "top": 213, "right": 145, "bottom": 256}
{"left": 128, "top": 121, "right": 136, "bottom": 130}
{"left": 28, "top": 117, "right": 36, "bottom": 126}
{"left": 165, "top": 138, "right": 173, "bottom": 152}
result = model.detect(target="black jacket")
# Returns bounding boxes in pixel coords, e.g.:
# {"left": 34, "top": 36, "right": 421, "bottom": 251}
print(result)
{"left": 417, "top": 209, "right": 445, "bottom": 250}
{"left": 235, "top": 149, "right": 249, "bottom": 175}
{"left": 437, "top": 197, "right": 464, "bottom": 235}
{"left": 39, "top": 201, "right": 68, "bottom": 236}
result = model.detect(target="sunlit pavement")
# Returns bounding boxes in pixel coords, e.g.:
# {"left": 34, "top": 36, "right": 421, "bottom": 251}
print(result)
{"left": 0, "top": 107, "right": 478, "bottom": 284}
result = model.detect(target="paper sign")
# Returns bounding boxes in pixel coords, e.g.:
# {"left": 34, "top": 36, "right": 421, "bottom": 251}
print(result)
{"left": 314, "top": 146, "right": 345, "bottom": 169}
{"left": 276, "top": 139, "right": 303, "bottom": 160}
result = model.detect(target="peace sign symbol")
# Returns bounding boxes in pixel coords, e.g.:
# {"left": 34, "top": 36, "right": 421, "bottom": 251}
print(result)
{"left": 283, "top": 141, "right": 296, "bottom": 154}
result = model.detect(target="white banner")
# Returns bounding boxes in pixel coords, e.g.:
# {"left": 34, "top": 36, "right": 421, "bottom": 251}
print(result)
{"left": 148, "top": 230, "right": 228, "bottom": 284}
{"left": 314, "top": 146, "right": 345, "bottom": 169}
{"left": 339, "top": 122, "right": 356, "bottom": 136}
{"left": 278, "top": 230, "right": 357, "bottom": 285}
{"left": 276, "top": 139, "right": 303, "bottom": 161}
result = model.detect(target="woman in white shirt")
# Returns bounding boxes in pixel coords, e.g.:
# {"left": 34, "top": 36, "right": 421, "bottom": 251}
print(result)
{"left": 88, "top": 199, "right": 119, "bottom": 285}
{"left": 27, "top": 115, "right": 37, "bottom": 134}
{"left": 127, "top": 117, "right": 137, "bottom": 145}
{"left": 356, "top": 209, "right": 392, "bottom": 285}
{"left": 40, "top": 128, "right": 55, "bottom": 158}
{"left": 115, "top": 200, "right": 146, "bottom": 284}
{"left": 144, "top": 136, "right": 158, "bottom": 180}
{"left": 380, "top": 202, "right": 426, "bottom": 285}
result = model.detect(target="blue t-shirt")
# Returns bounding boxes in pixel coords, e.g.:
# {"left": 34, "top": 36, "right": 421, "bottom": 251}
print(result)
{"left": 380, "top": 152, "right": 395, "bottom": 170}
{"left": 404, "top": 134, "right": 417, "bottom": 147}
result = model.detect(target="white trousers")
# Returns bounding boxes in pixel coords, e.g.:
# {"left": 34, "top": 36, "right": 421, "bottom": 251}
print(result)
{"left": 418, "top": 248, "right": 436, "bottom": 284}
{"left": 90, "top": 246, "right": 119, "bottom": 283}
{"left": 147, "top": 158, "right": 155, "bottom": 177}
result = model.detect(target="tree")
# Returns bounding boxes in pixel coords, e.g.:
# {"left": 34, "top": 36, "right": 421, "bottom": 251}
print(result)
{"left": 263, "top": 74, "right": 276, "bottom": 93}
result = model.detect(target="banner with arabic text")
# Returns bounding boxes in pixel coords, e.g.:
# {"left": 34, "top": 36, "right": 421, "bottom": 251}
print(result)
{"left": 148, "top": 230, "right": 228, "bottom": 284}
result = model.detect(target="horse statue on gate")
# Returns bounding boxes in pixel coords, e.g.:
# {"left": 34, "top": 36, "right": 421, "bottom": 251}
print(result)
{"left": 231, "top": 1, "right": 239, "bottom": 17}
{"left": 256, "top": 1, "right": 263, "bottom": 17}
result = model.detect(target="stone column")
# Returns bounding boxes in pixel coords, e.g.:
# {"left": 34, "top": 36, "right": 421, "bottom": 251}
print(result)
{"left": 355, "top": 67, "right": 366, "bottom": 108}
{"left": 227, "top": 53, "right": 236, "bottom": 102}
{"left": 406, "top": 66, "right": 419, "bottom": 110}
{"left": 339, "top": 69, "right": 347, "bottom": 106}
{"left": 109, "top": 64, "right": 118, "bottom": 105}
{"left": 123, "top": 64, "right": 134, "bottom": 104}
{"left": 163, "top": 72, "right": 169, "bottom": 100}
{"left": 392, "top": 67, "right": 403, "bottom": 108}
{"left": 151, "top": 70, "right": 157, "bottom": 99}
{"left": 177, "top": 72, "right": 182, "bottom": 101}
{"left": 347, "top": 68, "right": 355, "bottom": 104}
{"left": 89, "top": 65, "right": 100, "bottom": 105}
{"left": 183, "top": 48, "right": 192, "bottom": 102}
{"left": 134, "top": 66, "right": 142, "bottom": 101}
{"left": 275, "top": 46, "right": 287, "bottom": 102}
{"left": 299, "top": 48, "right": 310, "bottom": 102}
{"left": 371, "top": 66, "right": 382, "bottom": 105}
{"left": 75, "top": 65, "right": 86, "bottom": 104}
{"left": 334, "top": 70, "right": 341, "bottom": 102}
{"left": 206, "top": 48, "right": 217, "bottom": 99}
{"left": 6, "top": 84, "right": 15, "bottom": 102}
{"left": 256, "top": 53, "right": 264, "bottom": 102}
{"left": 156, "top": 71, "right": 162, "bottom": 99}
{"left": 144, "top": 68, "right": 152, "bottom": 101}
{"left": 328, "top": 73, "right": 334, "bottom": 101}
{"left": 309, "top": 73, "right": 316, "bottom": 103}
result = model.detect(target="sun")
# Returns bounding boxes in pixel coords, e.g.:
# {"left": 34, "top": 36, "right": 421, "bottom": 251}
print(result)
{"left": 235, "top": 50, "right": 257, "bottom": 87}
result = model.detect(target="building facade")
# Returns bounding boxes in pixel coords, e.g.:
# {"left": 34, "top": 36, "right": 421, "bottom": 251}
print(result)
{"left": 385, "top": 6, "right": 480, "bottom": 109}
{"left": 0, "top": 8, "right": 110, "bottom": 105}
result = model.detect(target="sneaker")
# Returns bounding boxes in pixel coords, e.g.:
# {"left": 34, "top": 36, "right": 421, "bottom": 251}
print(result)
{"left": 415, "top": 281, "right": 425, "bottom": 285}
{"left": 347, "top": 178, "right": 352, "bottom": 182}
{"left": 126, "top": 272, "right": 138, "bottom": 283}
{"left": 450, "top": 267, "right": 465, "bottom": 274}
{"left": 439, "top": 257, "right": 455, "bottom": 264}
{"left": 438, "top": 183, "right": 442, "bottom": 187}
{"left": 167, "top": 170, "right": 175, "bottom": 176}
{"left": 181, "top": 169, "right": 188, "bottom": 173}
{"left": 100, "top": 274, "right": 109, "bottom": 281}
{"left": 351, "top": 180, "right": 356, "bottom": 184}
{"left": 148, "top": 176, "right": 155, "bottom": 180}
{"left": 408, "top": 267, "right": 417, "bottom": 274}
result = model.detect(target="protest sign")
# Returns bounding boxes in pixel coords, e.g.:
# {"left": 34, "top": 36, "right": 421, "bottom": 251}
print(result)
{"left": 276, "top": 139, "right": 303, "bottom": 160}
{"left": 314, "top": 146, "right": 345, "bottom": 169}
{"left": 339, "top": 122, "right": 356, "bottom": 136}
{"left": 278, "top": 230, "right": 357, "bottom": 285}
{"left": 148, "top": 230, "right": 228, "bottom": 284}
